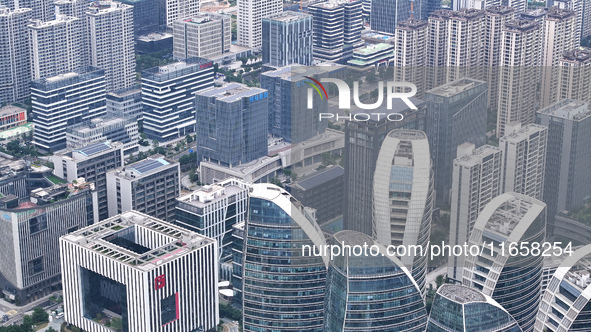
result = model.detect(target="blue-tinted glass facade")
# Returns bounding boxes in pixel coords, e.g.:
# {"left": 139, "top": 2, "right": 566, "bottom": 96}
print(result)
{"left": 242, "top": 196, "right": 326, "bottom": 332}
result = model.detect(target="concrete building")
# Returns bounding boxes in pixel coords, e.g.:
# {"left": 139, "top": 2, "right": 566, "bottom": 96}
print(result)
{"left": 142, "top": 58, "right": 214, "bottom": 142}
{"left": 175, "top": 178, "right": 249, "bottom": 262}
{"left": 445, "top": 9, "right": 486, "bottom": 83}
{"left": 454, "top": 0, "right": 500, "bottom": 10}
{"left": 66, "top": 115, "right": 140, "bottom": 154}
{"left": 106, "top": 87, "right": 143, "bottom": 120}
{"left": 242, "top": 184, "right": 328, "bottom": 332}
{"left": 0, "top": 105, "right": 26, "bottom": 131}
{"left": 535, "top": 244, "right": 591, "bottom": 332}
{"left": 161, "top": 0, "right": 199, "bottom": 28}
{"left": 52, "top": 141, "right": 125, "bottom": 221}
{"left": 31, "top": 67, "right": 107, "bottom": 152}
{"left": 347, "top": 43, "right": 394, "bottom": 67}
{"left": 260, "top": 65, "right": 338, "bottom": 143}
{"left": 288, "top": 166, "right": 344, "bottom": 225}
{"left": 540, "top": 7, "right": 577, "bottom": 108}
{"left": 426, "top": 10, "right": 451, "bottom": 90}
{"left": 119, "top": 0, "right": 159, "bottom": 34}
{"left": 28, "top": 15, "right": 84, "bottom": 80}
{"left": 195, "top": 83, "right": 268, "bottom": 167}
{"left": 106, "top": 156, "right": 180, "bottom": 221}
{"left": 424, "top": 78, "right": 488, "bottom": 206}
{"left": 60, "top": 211, "right": 219, "bottom": 332}
{"left": 373, "top": 130, "right": 433, "bottom": 294}
{"left": 497, "top": 19, "right": 542, "bottom": 137}
{"left": 394, "top": 19, "right": 428, "bottom": 97}
{"left": 0, "top": 7, "right": 32, "bottom": 104}
{"left": 536, "top": 99, "right": 591, "bottom": 236}
{"left": 0, "top": 176, "right": 97, "bottom": 304}
{"left": 553, "top": 0, "right": 585, "bottom": 44}
{"left": 558, "top": 47, "right": 591, "bottom": 103}
{"left": 448, "top": 143, "right": 503, "bottom": 282}
{"left": 262, "top": 11, "right": 313, "bottom": 67}
{"left": 173, "top": 13, "right": 231, "bottom": 60}
{"left": 2, "top": 0, "right": 53, "bottom": 21}
{"left": 87, "top": 1, "right": 135, "bottom": 92}
{"left": 324, "top": 231, "right": 428, "bottom": 332}
{"left": 370, "top": 0, "right": 411, "bottom": 35}
{"left": 463, "top": 193, "right": 546, "bottom": 332}
{"left": 343, "top": 99, "right": 427, "bottom": 235}
{"left": 237, "top": 0, "right": 281, "bottom": 48}
{"left": 499, "top": 122, "right": 547, "bottom": 200}
{"left": 427, "top": 284, "right": 522, "bottom": 332}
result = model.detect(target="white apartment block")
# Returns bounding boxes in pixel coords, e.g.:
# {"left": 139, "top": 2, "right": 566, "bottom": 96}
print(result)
{"left": 0, "top": 7, "right": 32, "bottom": 104}
{"left": 60, "top": 211, "right": 219, "bottom": 332}
{"left": 394, "top": 19, "right": 428, "bottom": 96}
{"left": 173, "top": 14, "right": 231, "bottom": 60}
{"left": 497, "top": 19, "right": 542, "bottom": 137}
{"left": 554, "top": 0, "right": 584, "bottom": 44}
{"left": 448, "top": 143, "right": 503, "bottom": 282}
{"left": 162, "top": 0, "right": 200, "bottom": 28}
{"left": 558, "top": 47, "right": 591, "bottom": 103}
{"left": 500, "top": 122, "right": 547, "bottom": 200}
{"left": 87, "top": 1, "right": 135, "bottom": 92}
{"left": 237, "top": 0, "right": 282, "bottom": 48}
{"left": 29, "top": 15, "right": 84, "bottom": 80}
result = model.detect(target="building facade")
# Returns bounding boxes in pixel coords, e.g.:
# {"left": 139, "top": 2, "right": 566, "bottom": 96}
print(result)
{"left": 237, "top": 0, "right": 281, "bottom": 48}
{"left": 160, "top": 0, "right": 200, "bottom": 28}
{"left": 262, "top": 11, "right": 313, "bottom": 67}
{"left": 142, "top": 58, "right": 214, "bottom": 142}
{"left": 0, "top": 105, "right": 26, "bottom": 131}
{"left": 373, "top": 130, "right": 433, "bottom": 293}
{"left": 31, "top": 67, "right": 107, "bottom": 152}
{"left": 370, "top": 0, "right": 411, "bottom": 35}
{"left": 558, "top": 47, "right": 591, "bottom": 103}
{"left": 60, "top": 211, "right": 219, "bottom": 332}
{"left": 106, "top": 88, "right": 143, "bottom": 120}
{"left": 463, "top": 192, "right": 546, "bottom": 332}
{"left": 173, "top": 13, "right": 231, "bottom": 60}
{"left": 195, "top": 83, "right": 268, "bottom": 167}
{"left": 0, "top": 7, "right": 32, "bottom": 104}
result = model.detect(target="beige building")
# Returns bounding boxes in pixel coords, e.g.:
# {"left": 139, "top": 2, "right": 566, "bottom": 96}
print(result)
{"left": 558, "top": 47, "right": 591, "bottom": 103}
{"left": 394, "top": 19, "right": 428, "bottom": 96}
{"left": 484, "top": 6, "right": 514, "bottom": 111}
{"left": 173, "top": 13, "right": 231, "bottom": 60}
{"left": 237, "top": 0, "right": 281, "bottom": 48}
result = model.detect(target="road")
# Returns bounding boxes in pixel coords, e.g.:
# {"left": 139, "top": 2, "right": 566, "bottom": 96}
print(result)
{"left": 0, "top": 292, "right": 62, "bottom": 327}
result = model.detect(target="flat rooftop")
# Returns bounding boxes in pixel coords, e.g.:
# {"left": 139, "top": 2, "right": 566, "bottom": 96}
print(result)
{"left": 266, "top": 11, "right": 310, "bottom": 22}
{"left": 353, "top": 43, "right": 394, "bottom": 56}
{"left": 178, "top": 179, "right": 248, "bottom": 208}
{"left": 427, "top": 78, "right": 486, "bottom": 97}
{"left": 504, "top": 19, "right": 540, "bottom": 32}
{"left": 261, "top": 65, "right": 344, "bottom": 82}
{"left": 199, "top": 83, "right": 266, "bottom": 102}
{"left": 456, "top": 144, "right": 501, "bottom": 167}
{"left": 500, "top": 123, "right": 546, "bottom": 142}
{"left": 136, "top": 32, "right": 172, "bottom": 42}
{"left": 69, "top": 116, "right": 130, "bottom": 134}
{"left": 293, "top": 166, "right": 344, "bottom": 191}
{"left": 438, "top": 284, "right": 486, "bottom": 303}
{"left": 538, "top": 99, "right": 591, "bottom": 121}
{"left": 562, "top": 47, "right": 591, "bottom": 62}
{"left": 73, "top": 141, "right": 113, "bottom": 157}
{"left": 0, "top": 105, "right": 26, "bottom": 117}
{"left": 62, "top": 211, "right": 214, "bottom": 269}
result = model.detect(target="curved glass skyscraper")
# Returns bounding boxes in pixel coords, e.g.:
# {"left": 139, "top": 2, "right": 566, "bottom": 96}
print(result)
{"left": 242, "top": 184, "right": 328, "bottom": 332}
{"left": 535, "top": 244, "right": 591, "bottom": 332}
{"left": 323, "top": 230, "right": 427, "bottom": 332}
{"left": 373, "top": 129, "right": 433, "bottom": 294}
{"left": 463, "top": 192, "right": 546, "bottom": 332}
{"left": 427, "top": 284, "right": 522, "bottom": 332}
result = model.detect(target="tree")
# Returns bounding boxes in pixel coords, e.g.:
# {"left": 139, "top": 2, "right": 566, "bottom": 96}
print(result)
{"left": 435, "top": 275, "right": 445, "bottom": 289}
{"left": 110, "top": 317, "right": 123, "bottom": 332}
{"left": 366, "top": 71, "right": 377, "bottom": 83}
{"left": 240, "top": 57, "right": 248, "bottom": 66}
{"left": 270, "top": 177, "right": 284, "bottom": 188}
{"left": 31, "top": 308, "right": 48, "bottom": 324}
{"left": 186, "top": 134, "right": 194, "bottom": 144}
{"left": 46, "top": 327, "right": 57, "bottom": 332}
{"left": 189, "top": 167, "right": 199, "bottom": 184}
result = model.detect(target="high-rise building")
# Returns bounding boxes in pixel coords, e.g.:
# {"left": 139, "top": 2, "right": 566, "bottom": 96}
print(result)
{"left": 237, "top": 0, "right": 281, "bottom": 48}
{"left": 324, "top": 230, "right": 428, "bottom": 332}
{"left": 262, "top": 11, "right": 313, "bottom": 67}
{"left": 242, "top": 184, "right": 328, "bottom": 332}
{"left": 394, "top": 19, "right": 428, "bottom": 97}
{"left": 175, "top": 178, "right": 249, "bottom": 262}
{"left": 424, "top": 78, "right": 488, "bottom": 206}
{"left": 484, "top": 5, "right": 515, "bottom": 111}
{"left": 445, "top": 9, "right": 485, "bottom": 82}
{"left": 87, "top": 1, "right": 135, "bottom": 92}
{"left": 66, "top": 115, "right": 140, "bottom": 154}
{"left": 540, "top": 7, "right": 577, "bottom": 108}
{"left": 260, "top": 66, "right": 337, "bottom": 143}
{"left": 31, "top": 67, "right": 107, "bottom": 152}
{"left": 427, "top": 284, "right": 522, "bottom": 332}
{"left": 496, "top": 19, "right": 542, "bottom": 137}
{"left": 107, "top": 87, "right": 143, "bottom": 120}
{"left": 195, "top": 83, "right": 268, "bottom": 167}
{"left": 448, "top": 143, "right": 503, "bottom": 282}
{"left": 558, "top": 47, "right": 591, "bottom": 103}
{"left": 535, "top": 244, "right": 591, "bottom": 332}
{"left": 173, "top": 13, "right": 231, "bottom": 60}
{"left": 161, "top": 0, "right": 199, "bottom": 28}
{"left": 343, "top": 99, "right": 427, "bottom": 235}
{"left": 463, "top": 192, "right": 546, "bottom": 332}
{"left": 0, "top": 7, "right": 32, "bottom": 104}
{"left": 426, "top": 10, "right": 451, "bottom": 90}
{"left": 370, "top": 0, "right": 411, "bottom": 35}
{"left": 0, "top": 174, "right": 97, "bottom": 304}
{"left": 342, "top": 0, "right": 363, "bottom": 51}
{"left": 142, "top": 58, "right": 214, "bottom": 142}
{"left": 536, "top": 99, "right": 591, "bottom": 235}
{"left": 52, "top": 141, "right": 125, "bottom": 221}
{"left": 55, "top": 0, "right": 91, "bottom": 19}
{"left": 2, "top": 0, "right": 52, "bottom": 20}
{"left": 499, "top": 122, "right": 547, "bottom": 200}
{"left": 553, "top": 0, "right": 585, "bottom": 44}
{"left": 373, "top": 130, "right": 433, "bottom": 293}
{"left": 28, "top": 15, "right": 83, "bottom": 80}
{"left": 119, "top": 0, "right": 159, "bottom": 34}
{"left": 309, "top": 2, "right": 344, "bottom": 62}
{"left": 60, "top": 211, "right": 219, "bottom": 332}
{"left": 106, "top": 156, "right": 180, "bottom": 221}
{"left": 454, "top": 0, "right": 500, "bottom": 10}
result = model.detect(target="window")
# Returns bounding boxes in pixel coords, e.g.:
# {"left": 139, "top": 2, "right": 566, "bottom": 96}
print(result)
{"left": 28, "top": 257, "right": 44, "bottom": 276}
{"left": 161, "top": 293, "right": 178, "bottom": 325}
{"left": 29, "top": 215, "right": 48, "bottom": 234}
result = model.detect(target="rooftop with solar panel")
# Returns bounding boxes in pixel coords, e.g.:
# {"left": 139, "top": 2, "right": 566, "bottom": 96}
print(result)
{"left": 58, "top": 141, "right": 123, "bottom": 161}
{"left": 61, "top": 210, "right": 214, "bottom": 269}
{"left": 111, "top": 155, "right": 174, "bottom": 179}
